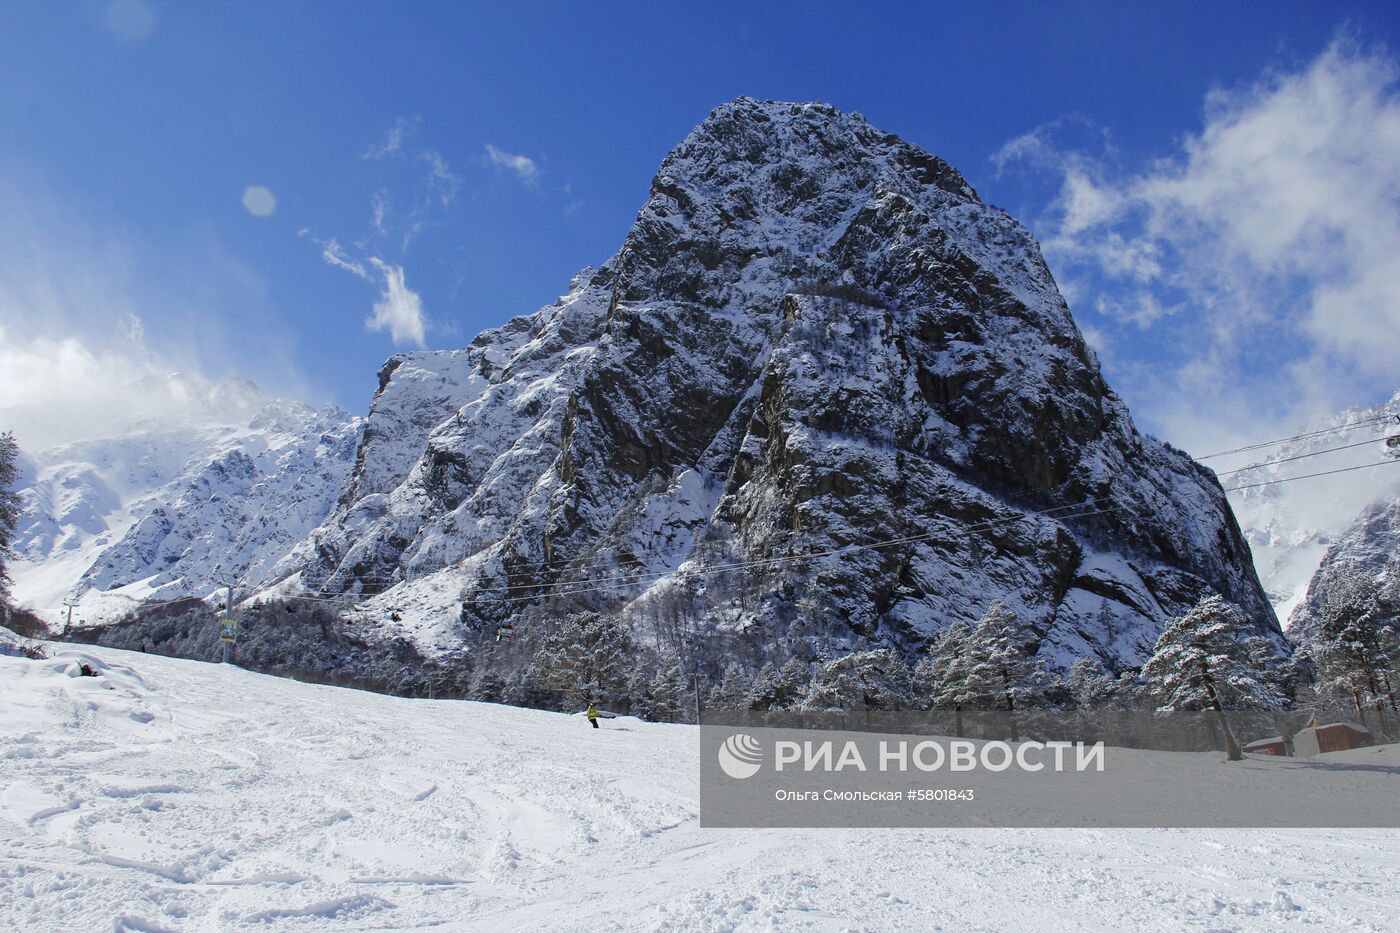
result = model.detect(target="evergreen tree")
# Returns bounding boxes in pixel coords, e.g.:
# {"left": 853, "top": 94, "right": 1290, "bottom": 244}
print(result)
{"left": 649, "top": 658, "right": 691, "bottom": 722}
{"left": 0, "top": 432, "right": 22, "bottom": 607}
{"left": 625, "top": 666, "right": 656, "bottom": 720}
{"left": 708, "top": 662, "right": 754, "bottom": 711}
{"left": 746, "top": 661, "right": 782, "bottom": 711}
{"left": 470, "top": 670, "right": 506, "bottom": 703}
{"left": 532, "top": 611, "right": 637, "bottom": 709}
{"left": 799, "top": 648, "right": 912, "bottom": 712}
{"left": 1141, "top": 595, "right": 1288, "bottom": 760}
{"left": 1068, "top": 657, "right": 1119, "bottom": 709}
{"left": 959, "top": 602, "right": 1052, "bottom": 713}
{"left": 914, "top": 620, "right": 975, "bottom": 711}
{"left": 1308, "top": 564, "right": 1400, "bottom": 728}
{"left": 748, "top": 657, "right": 812, "bottom": 710}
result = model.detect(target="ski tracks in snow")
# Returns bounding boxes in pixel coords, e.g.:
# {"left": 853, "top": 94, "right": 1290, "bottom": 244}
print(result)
{"left": 3, "top": 648, "right": 1399, "bottom": 931}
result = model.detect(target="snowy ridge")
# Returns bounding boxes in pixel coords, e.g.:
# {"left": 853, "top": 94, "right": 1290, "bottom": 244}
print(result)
{"left": 285, "top": 98, "right": 1275, "bottom": 673}
{"left": 8, "top": 374, "right": 362, "bottom": 625}
{"left": 1225, "top": 389, "right": 1400, "bottom": 625}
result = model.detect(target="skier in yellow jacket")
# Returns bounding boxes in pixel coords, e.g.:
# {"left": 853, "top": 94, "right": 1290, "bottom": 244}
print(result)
{"left": 586, "top": 703, "right": 600, "bottom": 729}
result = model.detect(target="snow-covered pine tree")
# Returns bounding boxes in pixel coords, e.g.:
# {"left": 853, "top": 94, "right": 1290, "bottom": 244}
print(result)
{"left": 532, "top": 611, "right": 637, "bottom": 710}
{"left": 912, "top": 621, "right": 975, "bottom": 734}
{"left": 1307, "top": 563, "right": 1400, "bottom": 728}
{"left": 799, "top": 648, "right": 912, "bottom": 712}
{"left": 748, "top": 657, "right": 812, "bottom": 710}
{"left": 1141, "top": 595, "right": 1288, "bottom": 760}
{"left": 470, "top": 670, "right": 506, "bottom": 703}
{"left": 1068, "top": 657, "right": 1119, "bottom": 709}
{"left": 959, "top": 602, "right": 1052, "bottom": 712}
{"left": 746, "top": 661, "right": 781, "bottom": 711}
{"left": 626, "top": 667, "right": 656, "bottom": 720}
{"left": 649, "top": 657, "right": 692, "bottom": 722}
{"left": 0, "top": 432, "right": 21, "bottom": 607}
{"left": 708, "top": 662, "right": 755, "bottom": 711}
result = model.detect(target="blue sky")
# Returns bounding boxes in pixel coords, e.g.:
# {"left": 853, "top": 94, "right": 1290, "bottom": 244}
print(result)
{"left": 2, "top": 1, "right": 1398, "bottom": 454}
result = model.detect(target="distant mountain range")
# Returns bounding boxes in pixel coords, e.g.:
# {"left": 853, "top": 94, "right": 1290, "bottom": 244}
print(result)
{"left": 7, "top": 374, "right": 361, "bottom": 626}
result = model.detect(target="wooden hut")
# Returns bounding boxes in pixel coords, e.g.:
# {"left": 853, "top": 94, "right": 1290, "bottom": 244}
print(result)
{"left": 1292, "top": 722, "right": 1373, "bottom": 757}
{"left": 1243, "top": 736, "right": 1288, "bottom": 756}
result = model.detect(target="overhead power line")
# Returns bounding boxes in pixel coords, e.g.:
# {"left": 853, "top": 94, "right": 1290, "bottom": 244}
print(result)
{"left": 1221, "top": 458, "right": 1400, "bottom": 493}
{"left": 1211, "top": 436, "right": 1387, "bottom": 479}
{"left": 1195, "top": 411, "right": 1396, "bottom": 461}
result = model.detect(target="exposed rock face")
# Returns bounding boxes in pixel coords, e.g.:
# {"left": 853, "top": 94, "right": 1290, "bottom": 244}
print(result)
{"left": 288, "top": 98, "right": 1276, "bottom": 669}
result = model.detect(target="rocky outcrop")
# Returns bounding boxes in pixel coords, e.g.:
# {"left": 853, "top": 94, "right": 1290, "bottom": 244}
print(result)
{"left": 287, "top": 98, "right": 1276, "bottom": 670}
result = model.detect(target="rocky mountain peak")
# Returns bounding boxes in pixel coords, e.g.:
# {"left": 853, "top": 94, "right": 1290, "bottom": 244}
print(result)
{"left": 279, "top": 100, "right": 1275, "bottom": 673}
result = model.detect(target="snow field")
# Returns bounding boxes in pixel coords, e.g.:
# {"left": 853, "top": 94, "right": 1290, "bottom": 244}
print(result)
{"left": 2, "top": 646, "right": 1398, "bottom": 932}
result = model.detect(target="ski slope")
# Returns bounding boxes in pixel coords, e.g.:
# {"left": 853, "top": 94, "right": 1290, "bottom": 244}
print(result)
{"left": 3, "top": 646, "right": 1399, "bottom": 932}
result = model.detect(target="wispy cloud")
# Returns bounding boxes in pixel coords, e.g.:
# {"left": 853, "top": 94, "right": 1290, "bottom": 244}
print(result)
{"left": 362, "top": 116, "right": 417, "bottom": 161}
{"left": 485, "top": 144, "right": 540, "bottom": 185}
{"left": 996, "top": 37, "right": 1400, "bottom": 452}
{"left": 371, "top": 190, "right": 389, "bottom": 235}
{"left": 317, "top": 237, "right": 370, "bottom": 280}
{"left": 420, "top": 150, "right": 460, "bottom": 206}
{"left": 365, "top": 259, "right": 427, "bottom": 347}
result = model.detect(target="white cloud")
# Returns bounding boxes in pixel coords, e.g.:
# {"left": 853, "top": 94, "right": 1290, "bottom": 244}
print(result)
{"left": 365, "top": 258, "right": 427, "bottom": 347}
{"left": 998, "top": 38, "right": 1400, "bottom": 451}
{"left": 485, "top": 144, "right": 539, "bottom": 184}
{"left": 0, "top": 327, "right": 151, "bottom": 412}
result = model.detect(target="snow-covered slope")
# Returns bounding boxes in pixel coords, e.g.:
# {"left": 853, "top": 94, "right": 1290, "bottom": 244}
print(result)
{"left": 1225, "top": 390, "right": 1400, "bottom": 625}
{"left": 7, "top": 375, "right": 362, "bottom": 625}
{"left": 287, "top": 98, "right": 1274, "bottom": 671}
{"left": 3, "top": 644, "right": 1398, "bottom": 931}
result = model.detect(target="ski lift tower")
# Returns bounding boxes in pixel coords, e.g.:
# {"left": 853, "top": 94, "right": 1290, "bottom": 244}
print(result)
{"left": 219, "top": 583, "right": 238, "bottom": 663}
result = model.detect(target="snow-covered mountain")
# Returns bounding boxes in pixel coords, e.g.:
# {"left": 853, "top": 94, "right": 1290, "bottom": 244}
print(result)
{"left": 1224, "top": 390, "right": 1400, "bottom": 626}
{"left": 1288, "top": 496, "right": 1400, "bottom": 643}
{"left": 7, "top": 374, "right": 362, "bottom": 625}
{"left": 280, "top": 98, "right": 1275, "bottom": 671}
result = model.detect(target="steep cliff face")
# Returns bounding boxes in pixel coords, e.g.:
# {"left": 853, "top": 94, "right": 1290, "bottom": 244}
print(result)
{"left": 287, "top": 98, "right": 1275, "bottom": 669}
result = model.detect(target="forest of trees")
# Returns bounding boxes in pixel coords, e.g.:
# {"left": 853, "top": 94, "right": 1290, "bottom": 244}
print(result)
{"left": 1295, "top": 564, "right": 1400, "bottom": 733}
